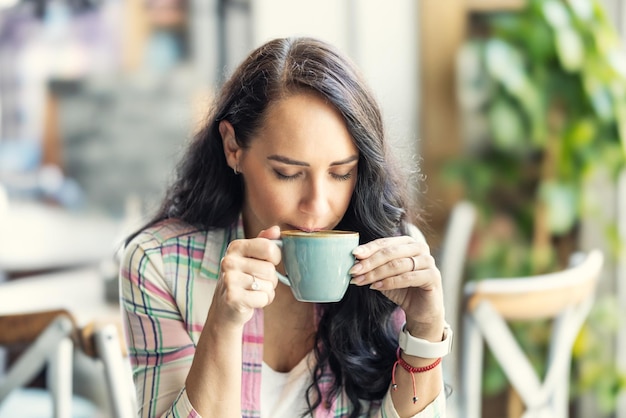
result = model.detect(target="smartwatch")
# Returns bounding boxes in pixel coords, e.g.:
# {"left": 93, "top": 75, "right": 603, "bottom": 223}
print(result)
{"left": 398, "top": 322, "right": 453, "bottom": 358}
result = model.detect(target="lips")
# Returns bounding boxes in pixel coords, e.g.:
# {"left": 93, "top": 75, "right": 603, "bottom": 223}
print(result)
{"left": 286, "top": 224, "right": 330, "bottom": 233}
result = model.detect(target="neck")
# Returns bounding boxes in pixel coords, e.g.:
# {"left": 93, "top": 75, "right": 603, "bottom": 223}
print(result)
{"left": 263, "top": 283, "right": 316, "bottom": 372}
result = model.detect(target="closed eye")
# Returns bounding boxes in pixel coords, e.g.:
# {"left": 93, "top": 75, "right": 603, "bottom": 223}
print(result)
{"left": 331, "top": 172, "right": 353, "bottom": 181}
{"left": 274, "top": 170, "right": 302, "bottom": 181}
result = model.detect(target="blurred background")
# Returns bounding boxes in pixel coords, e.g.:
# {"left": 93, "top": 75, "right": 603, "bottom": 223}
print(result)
{"left": 0, "top": 0, "right": 625, "bottom": 417}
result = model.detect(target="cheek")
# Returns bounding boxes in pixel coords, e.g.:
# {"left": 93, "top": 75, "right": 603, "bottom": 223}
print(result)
{"left": 340, "top": 179, "right": 357, "bottom": 207}
{"left": 246, "top": 177, "right": 290, "bottom": 212}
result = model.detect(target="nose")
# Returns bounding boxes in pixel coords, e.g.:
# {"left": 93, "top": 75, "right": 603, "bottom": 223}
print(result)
{"left": 298, "top": 176, "right": 330, "bottom": 218}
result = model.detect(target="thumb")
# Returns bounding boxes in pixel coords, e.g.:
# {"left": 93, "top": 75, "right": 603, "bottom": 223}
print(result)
{"left": 257, "top": 225, "right": 281, "bottom": 240}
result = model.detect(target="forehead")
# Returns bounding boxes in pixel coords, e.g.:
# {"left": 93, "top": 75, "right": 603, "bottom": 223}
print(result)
{"left": 253, "top": 92, "right": 358, "bottom": 158}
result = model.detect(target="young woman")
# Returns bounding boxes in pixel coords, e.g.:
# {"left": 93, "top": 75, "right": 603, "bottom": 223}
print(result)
{"left": 120, "top": 36, "right": 449, "bottom": 418}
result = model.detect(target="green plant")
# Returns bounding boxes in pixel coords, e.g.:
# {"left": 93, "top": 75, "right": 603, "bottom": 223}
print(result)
{"left": 450, "top": 0, "right": 626, "bottom": 412}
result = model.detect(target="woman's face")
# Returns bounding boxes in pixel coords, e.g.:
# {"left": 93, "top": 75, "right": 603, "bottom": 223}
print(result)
{"left": 225, "top": 92, "right": 359, "bottom": 238}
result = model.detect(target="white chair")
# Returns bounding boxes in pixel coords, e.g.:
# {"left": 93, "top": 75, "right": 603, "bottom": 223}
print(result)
{"left": 435, "top": 200, "right": 477, "bottom": 416}
{"left": 78, "top": 321, "right": 136, "bottom": 418}
{"left": 460, "top": 249, "right": 604, "bottom": 418}
{"left": 0, "top": 268, "right": 136, "bottom": 418}
{"left": 0, "top": 310, "right": 76, "bottom": 418}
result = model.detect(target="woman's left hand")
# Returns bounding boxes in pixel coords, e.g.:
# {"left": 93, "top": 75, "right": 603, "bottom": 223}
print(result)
{"left": 349, "top": 235, "right": 445, "bottom": 339}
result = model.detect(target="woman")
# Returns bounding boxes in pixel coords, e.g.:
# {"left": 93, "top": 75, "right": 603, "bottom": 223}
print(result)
{"left": 120, "top": 36, "right": 449, "bottom": 418}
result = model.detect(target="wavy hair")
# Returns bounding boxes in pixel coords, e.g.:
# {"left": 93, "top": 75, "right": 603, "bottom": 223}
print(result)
{"left": 144, "top": 37, "right": 418, "bottom": 417}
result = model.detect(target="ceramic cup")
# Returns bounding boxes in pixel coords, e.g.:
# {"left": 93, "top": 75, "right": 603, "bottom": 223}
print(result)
{"left": 274, "top": 230, "right": 360, "bottom": 303}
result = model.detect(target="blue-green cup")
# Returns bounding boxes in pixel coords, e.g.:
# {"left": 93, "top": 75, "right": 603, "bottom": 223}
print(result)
{"left": 274, "top": 230, "right": 360, "bottom": 303}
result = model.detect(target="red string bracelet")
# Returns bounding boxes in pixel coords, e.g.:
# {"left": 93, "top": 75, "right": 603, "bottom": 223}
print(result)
{"left": 391, "top": 347, "right": 442, "bottom": 404}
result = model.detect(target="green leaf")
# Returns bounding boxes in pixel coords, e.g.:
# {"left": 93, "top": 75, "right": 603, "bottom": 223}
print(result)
{"left": 485, "top": 39, "right": 526, "bottom": 88}
{"left": 524, "top": 19, "right": 555, "bottom": 63}
{"left": 539, "top": 180, "right": 578, "bottom": 235}
{"left": 488, "top": 99, "right": 527, "bottom": 151}
{"left": 614, "top": 92, "right": 626, "bottom": 153}
{"left": 592, "top": 22, "right": 621, "bottom": 56}
{"left": 608, "top": 49, "right": 626, "bottom": 78}
{"left": 567, "top": 118, "right": 596, "bottom": 148}
{"left": 584, "top": 75, "right": 614, "bottom": 120}
{"left": 555, "top": 28, "right": 585, "bottom": 72}
{"left": 542, "top": 0, "right": 571, "bottom": 29}
{"left": 597, "top": 141, "right": 626, "bottom": 179}
{"left": 567, "top": 0, "right": 593, "bottom": 22}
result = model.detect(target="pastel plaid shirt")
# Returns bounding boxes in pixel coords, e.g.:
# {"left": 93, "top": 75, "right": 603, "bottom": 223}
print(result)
{"left": 120, "top": 217, "right": 445, "bottom": 418}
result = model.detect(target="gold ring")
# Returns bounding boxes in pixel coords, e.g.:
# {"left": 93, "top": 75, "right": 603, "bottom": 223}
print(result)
{"left": 410, "top": 256, "right": 418, "bottom": 272}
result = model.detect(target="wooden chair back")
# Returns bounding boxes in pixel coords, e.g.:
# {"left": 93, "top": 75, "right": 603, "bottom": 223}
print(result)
{"left": 460, "top": 249, "right": 604, "bottom": 418}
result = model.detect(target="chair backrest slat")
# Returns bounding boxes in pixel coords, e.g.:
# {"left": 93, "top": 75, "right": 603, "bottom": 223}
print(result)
{"left": 465, "top": 250, "right": 603, "bottom": 320}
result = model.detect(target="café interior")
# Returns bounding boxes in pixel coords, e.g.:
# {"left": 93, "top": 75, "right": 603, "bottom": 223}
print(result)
{"left": 1, "top": 0, "right": 626, "bottom": 417}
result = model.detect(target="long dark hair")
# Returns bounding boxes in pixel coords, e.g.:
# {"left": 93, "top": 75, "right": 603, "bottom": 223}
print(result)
{"left": 142, "top": 36, "right": 418, "bottom": 417}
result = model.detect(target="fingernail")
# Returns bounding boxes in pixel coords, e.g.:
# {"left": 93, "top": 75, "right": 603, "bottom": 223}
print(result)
{"left": 370, "top": 282, "right": 382, "bottom": 289}
{"left": 349, "top": 263, "right": 362, "bottom": 274}
{"left": 352, "top": 247, "right": 365, "bottom": 256}
{"left": 350, "top": 275, "right": 364, "bottom": 285}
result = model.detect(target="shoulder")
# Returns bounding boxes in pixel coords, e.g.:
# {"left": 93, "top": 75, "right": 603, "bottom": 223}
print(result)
{"left": 120, "top": 219, "right": 226, "bottom": 290}
{"left": 122, "top": 219, "right": 232, "bottom": 279}
{"left": 126, "top": 219, "right": 206, "bottom": 253}
{"left": 143, "top": 218, "right": 202, "bottom": 243}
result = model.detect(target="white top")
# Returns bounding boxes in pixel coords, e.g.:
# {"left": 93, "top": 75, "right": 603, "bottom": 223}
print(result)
{"left": 261, "top": 352, "right": 313, "bottom": 418}
{"left": 260, "top": 351, "right": 446, "bottom": 418}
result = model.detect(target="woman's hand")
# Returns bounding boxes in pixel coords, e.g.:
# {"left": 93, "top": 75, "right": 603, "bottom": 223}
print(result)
{"left": 211, "top": 226, "right": 282, "bottom": 327}
{"left": 348, "top": 234, "right": 446, "bottom": 339}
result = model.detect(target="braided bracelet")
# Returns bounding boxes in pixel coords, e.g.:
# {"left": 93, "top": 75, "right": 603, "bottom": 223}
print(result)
{"left": 391, "top": 347, "right": 442, "bottom": 403}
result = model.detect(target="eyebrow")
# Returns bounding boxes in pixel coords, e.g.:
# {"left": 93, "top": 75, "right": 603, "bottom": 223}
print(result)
{"left": 267, "top": 154, "right": 359, "bottom": 167}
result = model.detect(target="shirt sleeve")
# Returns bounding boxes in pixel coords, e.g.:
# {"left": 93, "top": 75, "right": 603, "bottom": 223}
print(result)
{"left": 379, "top": 386, "right": 446, "bottom": 418}
{"left": 119, "top": 232, "right": 201, "bottom": 418}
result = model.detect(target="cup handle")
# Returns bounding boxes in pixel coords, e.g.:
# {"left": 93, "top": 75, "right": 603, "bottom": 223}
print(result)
{"left": 275, "top": 271, "right": 291, "bottom": 287}
{"left": 271, "top": 239, "right": 291, "bottom": 287}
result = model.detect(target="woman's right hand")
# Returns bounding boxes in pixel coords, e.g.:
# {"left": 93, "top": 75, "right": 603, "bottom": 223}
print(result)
{"left": 211, "top": 225, "right": 282, "bottom": 326}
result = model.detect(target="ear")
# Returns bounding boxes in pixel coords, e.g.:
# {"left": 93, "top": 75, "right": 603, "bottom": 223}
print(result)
{"left": 219, "top": 120, "right": 241, "bottom": 171}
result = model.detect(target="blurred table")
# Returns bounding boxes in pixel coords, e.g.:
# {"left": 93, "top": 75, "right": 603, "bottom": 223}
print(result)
{"left": 0, "top": 267, "right": 119, "bottom": 326}
{"left": 0, "top": 200, "right": 124, "bottom": 274}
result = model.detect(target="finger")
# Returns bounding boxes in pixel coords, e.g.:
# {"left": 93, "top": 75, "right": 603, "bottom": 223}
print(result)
{"left": 350, "top": 240, "right": 428, "bottom": 277}
{"left": 246, "top": 269, "right": 278, "bottom": 290}
{"left": 369, "top": 267, "right": 441, "bottom": 291}
{"left": 220, "top": 270, "right": 276, "bottom": 307}
{"left": 352, "top": 235, "right": 418, "bottom": 260}
{"left": 258, "top": 225, "right": 281, "bottom": 240}
{"left": 249, "top": 274, "right": 261, "bottom": 291}
{"left": 246, "top": 288, "right": 275, "bottom": 306}
{"left": 351, "top": 252, "right": 435, "bottom": 286}
{"left": 220, "top": 254, "right": 279, "bottom": 289}
{"left": 226, "top": 237, "right": 282, "bottom": 266}
{"left": 245, "top": 274, "right": 277, "bottom": 304}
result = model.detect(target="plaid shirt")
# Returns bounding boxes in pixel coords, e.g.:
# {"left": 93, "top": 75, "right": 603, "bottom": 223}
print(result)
{"left": 120, "top": 217, "right": 445, "bottom": 418}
